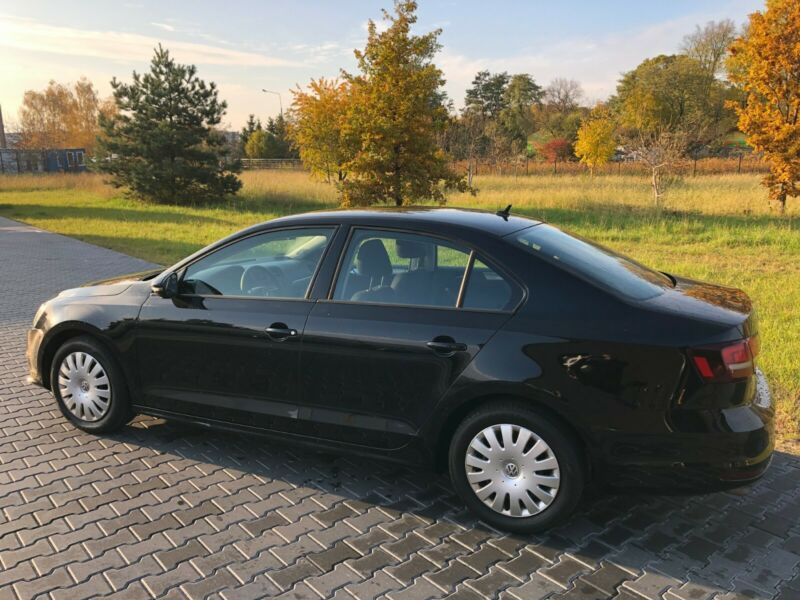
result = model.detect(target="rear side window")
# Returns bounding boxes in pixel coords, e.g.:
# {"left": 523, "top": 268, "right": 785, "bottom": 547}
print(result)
{"left": 511, "top": 224, "right": 672, "bottom": 300}
{"left": 333, "top": 229, "right": 470, "bottom": 307}
{"left": 462, "top": 259, "right": 516, "bottom": 311}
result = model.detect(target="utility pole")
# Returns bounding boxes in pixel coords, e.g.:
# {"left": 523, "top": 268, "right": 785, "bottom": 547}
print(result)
{"left": 0, "top": 104, "right": 7, "bottom": 148}
{"left": 261, "top": 89, "right": 283, "bottom": 118}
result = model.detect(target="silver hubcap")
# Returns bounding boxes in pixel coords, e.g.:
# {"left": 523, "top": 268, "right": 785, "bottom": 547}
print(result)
{"left": 465, "top": 424, "right": 560, "bottom": 518}
{"left": 58, "top": 352, "right": 111, "bottom": 422}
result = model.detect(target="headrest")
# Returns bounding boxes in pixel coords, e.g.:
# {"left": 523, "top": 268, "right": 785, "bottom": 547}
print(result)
{"left": 356, "top": 239, "right": 393, "bottom": 280}
{"left": 396, "top": 239, "right": 427, "bottom": 259}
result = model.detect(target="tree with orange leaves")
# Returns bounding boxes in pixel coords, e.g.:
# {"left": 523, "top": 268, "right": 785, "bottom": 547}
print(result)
{"left": 289, "top": 78, "right": 353, "bottom": 183}
{"left": 18, "top": 78, "right": 109, "bottom": 154}
{"left": 727, "top": 0, "right": 800, "bottom": 214}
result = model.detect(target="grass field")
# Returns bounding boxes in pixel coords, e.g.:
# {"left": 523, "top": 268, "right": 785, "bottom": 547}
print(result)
{"left": 0, "top": 171, "right": 797, "bottom": 443}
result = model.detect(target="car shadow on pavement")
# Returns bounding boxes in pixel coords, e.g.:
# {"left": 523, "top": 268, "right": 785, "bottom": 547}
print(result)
{"left": 93, "top": 412, "right": 799, "bottom": 598}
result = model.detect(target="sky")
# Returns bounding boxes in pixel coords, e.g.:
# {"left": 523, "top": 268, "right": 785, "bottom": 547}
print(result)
{"left": 0, "top": 0, "right": 764, "bottom": 130}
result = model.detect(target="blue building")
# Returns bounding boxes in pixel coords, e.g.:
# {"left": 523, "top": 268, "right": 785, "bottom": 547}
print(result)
{"left": 0, "top": 148, "right": 87, "bottom": 174}
{"left": 45, "top": 149, "right": 87, "bottom": 173}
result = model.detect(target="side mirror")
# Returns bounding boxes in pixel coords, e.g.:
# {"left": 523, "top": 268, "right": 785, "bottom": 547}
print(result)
{"left": 151, "top": 272, "right": 179, "bottom": 298}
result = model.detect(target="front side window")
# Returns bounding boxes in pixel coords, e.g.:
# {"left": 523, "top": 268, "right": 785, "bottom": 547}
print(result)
{"left": 333, "top": 229, "right": 471, "bottom": 308}
{"left": 180, "top": 228, "right": 333, "bottom": 298}
{"left": 66, "top": 152, "right": 75, "bottom": 167}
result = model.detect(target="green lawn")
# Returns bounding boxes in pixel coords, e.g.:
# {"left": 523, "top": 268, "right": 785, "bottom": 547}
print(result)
{"left": 1, "top": 170, "right": 797, "bottom": 444}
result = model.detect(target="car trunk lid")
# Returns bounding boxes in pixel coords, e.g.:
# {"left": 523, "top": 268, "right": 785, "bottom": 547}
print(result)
{"left": 643, "top": 275, "right": 757, "bottom": 338}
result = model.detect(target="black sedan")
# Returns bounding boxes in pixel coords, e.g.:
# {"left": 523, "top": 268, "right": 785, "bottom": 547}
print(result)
{"left": 26, "top": 207, "right": 774, "bottom": 532}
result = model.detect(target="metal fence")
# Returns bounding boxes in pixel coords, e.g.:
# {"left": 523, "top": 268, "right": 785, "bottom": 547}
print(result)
{"left": 451, "top": 155, "right": 770, "bottom": 177}
{"left": 241, "top": 158, "right": 304, "bottom": 170}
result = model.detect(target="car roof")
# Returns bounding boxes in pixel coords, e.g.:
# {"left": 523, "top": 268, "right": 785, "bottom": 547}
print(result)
{"left": 257, "top": 207, "right": 541, "bottom": 237}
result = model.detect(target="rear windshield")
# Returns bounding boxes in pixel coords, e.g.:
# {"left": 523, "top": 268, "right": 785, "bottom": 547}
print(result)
{"left": 510, "top": 225, "right": 672, "bottom": 300}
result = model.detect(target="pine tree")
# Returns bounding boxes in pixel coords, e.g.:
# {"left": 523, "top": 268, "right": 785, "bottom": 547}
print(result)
{"left": 239, "top": 114, "right": 262, "bottom": 153}
{"left": 96, "top": 46, "right": 241, "bottom": 205}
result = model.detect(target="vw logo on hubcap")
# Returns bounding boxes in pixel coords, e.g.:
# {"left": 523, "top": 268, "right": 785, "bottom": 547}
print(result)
{"left": 505, "top": 462, "right": 519, "bottom": 478}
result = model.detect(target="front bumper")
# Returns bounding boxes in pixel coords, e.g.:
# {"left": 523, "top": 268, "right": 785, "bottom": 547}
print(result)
{"left": 595, "top": 369, "right": 774, "bottom": 491}
{"left": 26, "top": 328, "right": 44, "bottom": 387}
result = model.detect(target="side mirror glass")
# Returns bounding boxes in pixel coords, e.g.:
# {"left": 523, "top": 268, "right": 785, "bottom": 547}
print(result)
{"left": 151, "top": 272, "right": 179, "bottom": 298}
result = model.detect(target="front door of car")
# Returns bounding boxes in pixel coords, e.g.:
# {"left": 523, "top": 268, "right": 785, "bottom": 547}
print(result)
{"left": 299, "top": 228, "right": 522, "bottom": 449}
{"left": 135, "top": 226, "right": 336, "bottom": 433}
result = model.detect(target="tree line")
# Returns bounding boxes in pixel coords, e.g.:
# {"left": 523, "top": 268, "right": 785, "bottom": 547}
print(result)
{"left": 8, "top": 0, "right": 800, "bottom": 212}
{"left": 287, "top": 14, "right": 745, "bottom": 209}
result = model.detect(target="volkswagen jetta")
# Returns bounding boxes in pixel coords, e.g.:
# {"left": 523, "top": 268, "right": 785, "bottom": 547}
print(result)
{"left": 26, "top": 208, "right": 774, "bottom": 532}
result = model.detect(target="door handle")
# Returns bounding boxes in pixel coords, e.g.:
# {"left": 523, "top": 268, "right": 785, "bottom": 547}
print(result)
{"left": 426, "top": 338, "right": 467, "bottom": 356}
{"left": 265, "top": 323, "right": 298, "bottom": 341}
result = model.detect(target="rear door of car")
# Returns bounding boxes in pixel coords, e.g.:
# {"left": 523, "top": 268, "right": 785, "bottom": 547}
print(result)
{"left": 298, "top": 226, "right": 523, "bottom": 450}
{"left": 134, "top": 226, "right": 337, "bottom": 433}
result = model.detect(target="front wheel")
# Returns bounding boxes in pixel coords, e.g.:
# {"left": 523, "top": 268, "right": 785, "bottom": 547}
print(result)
{"left": 448, "top": 402, "right": 585, "bottom": 533}
{"left": 50, "top": 336, "right": 132, "bottom": 433}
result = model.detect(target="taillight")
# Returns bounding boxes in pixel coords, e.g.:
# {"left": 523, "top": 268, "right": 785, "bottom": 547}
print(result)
{"left": 689, "top": 335, "right": 759, "bottom": 383}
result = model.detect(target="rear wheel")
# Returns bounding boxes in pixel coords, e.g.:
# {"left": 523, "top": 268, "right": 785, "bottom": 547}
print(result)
{"left": 448, "top": 402, "right": 584, "bottom": 533}
{"left": 50, "top": 336, "right": 132, "bottom": 433}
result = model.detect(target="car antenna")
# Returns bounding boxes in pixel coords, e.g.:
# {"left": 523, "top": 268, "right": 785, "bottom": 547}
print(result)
{"left": 496, "top": 204, "right": 512, "bottom": 220}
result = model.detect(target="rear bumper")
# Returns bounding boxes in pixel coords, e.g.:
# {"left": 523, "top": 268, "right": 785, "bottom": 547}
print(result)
{"left": 594, "top": 370, "right": 774, "bottom": 491}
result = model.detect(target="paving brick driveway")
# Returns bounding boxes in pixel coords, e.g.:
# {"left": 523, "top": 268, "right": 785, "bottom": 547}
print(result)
{"left": 1, "top": 215, "right": 799, "bottom": 600}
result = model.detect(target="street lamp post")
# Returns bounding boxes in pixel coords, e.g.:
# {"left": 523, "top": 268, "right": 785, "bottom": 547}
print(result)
{"left": 261, "top": 89, "right": 283, "bottom": 118}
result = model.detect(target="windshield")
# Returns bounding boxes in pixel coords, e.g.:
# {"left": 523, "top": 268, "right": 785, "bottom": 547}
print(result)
{"left": 510, "top": 224, "right": 672, "bottom": 300}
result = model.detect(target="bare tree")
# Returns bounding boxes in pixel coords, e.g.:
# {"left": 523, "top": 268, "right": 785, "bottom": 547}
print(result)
{"left": 460, "top": 110, "right": 486, "bottom": 186}
{"left": 681, "top": 19, "right": 738, "bottom": 77}
{"left": 544, "top": 78, "right": 584, "bottom": 112}
{"left": 635, "top": 129, "right": 688, "bottom": 209}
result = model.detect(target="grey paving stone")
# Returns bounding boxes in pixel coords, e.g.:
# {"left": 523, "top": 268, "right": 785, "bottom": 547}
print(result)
{"left": 308, "top": 540, "right": 361, "bottom": 571}
{"left": 552, "top": 579, "right": 609, "bottom": 600}
{"left": 579, "top": 562, "right": 631, "bottom": 596}
{"left": 540, "top": 556, "right": 591, "bottom": 587}
{"left": 268, "top": 558, "right": 324, "bottom": 591}
{"left": 387, "top": 553, "right": 438, "bottom": 585}
{"left": 664, "top": 577, "right": 724, "bottom": 600}
{"left": 464, "top": 566, "right": 520, "bottom": 597}
{"left": 621, "top": 570, "right": 683, "bottom": 598}
{"left": 388, "top": 577, "right": 446, "bottom": 599}
{"left": 504, "top": 573, "right": 563, "bottom": 599}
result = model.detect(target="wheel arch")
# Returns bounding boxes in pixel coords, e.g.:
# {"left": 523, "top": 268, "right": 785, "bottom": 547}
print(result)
{"left": 432, "top": 393, "right": 592, "bottom": 477}
{"left": 40, "top": 323, "right": 121, "bottom": 390}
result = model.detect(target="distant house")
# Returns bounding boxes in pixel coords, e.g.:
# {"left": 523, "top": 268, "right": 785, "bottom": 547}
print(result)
{"left": 0, "top": 148, "right": 87, "bottom": 174}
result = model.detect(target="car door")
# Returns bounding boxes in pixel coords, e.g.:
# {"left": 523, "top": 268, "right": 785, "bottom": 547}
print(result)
{"left": 298, "top": 227, "right": 522, "bottom": 450}
{"left": 135, "top": 226, "right": 336, "bottom": 433}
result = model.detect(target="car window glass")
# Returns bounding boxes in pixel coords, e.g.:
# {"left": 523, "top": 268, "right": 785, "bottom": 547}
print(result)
{"left": 462, "top": 259, "right": 515, "bottom": 311}
{"left": 511, "top": 224, "right": 671, "bottom": 301}
{"left": 333, "top": 230, "right": 470, "bottom": 307}
{"left": 181, "top": 228, "right": 333, "bottom": 298}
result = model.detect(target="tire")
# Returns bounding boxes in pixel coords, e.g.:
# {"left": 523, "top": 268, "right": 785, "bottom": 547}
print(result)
{"left": 50, "top": 335, "right": 132, "bottom": 433}
{"left": 448, "top": 401, "right": 584, "bottom": 533}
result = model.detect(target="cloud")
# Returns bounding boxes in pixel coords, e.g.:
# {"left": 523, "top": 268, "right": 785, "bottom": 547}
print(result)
{"left": 438, "top": 15, "right": 702, "bottom": 108}
{"left": 150, "top": 22, "right": 175, "bottom": 32}
{"left": 0, "top": 14, "right": 299, "bottom": 68}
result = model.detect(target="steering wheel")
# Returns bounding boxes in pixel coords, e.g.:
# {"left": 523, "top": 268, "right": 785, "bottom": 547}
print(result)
{"left": 241, "top": 266, "right": 282, "bottom": 296}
